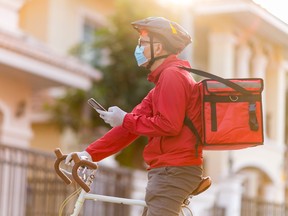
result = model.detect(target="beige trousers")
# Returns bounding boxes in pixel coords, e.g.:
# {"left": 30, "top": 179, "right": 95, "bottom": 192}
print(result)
{"left": 141, "top": 166, "right": 203, "bottom": 216}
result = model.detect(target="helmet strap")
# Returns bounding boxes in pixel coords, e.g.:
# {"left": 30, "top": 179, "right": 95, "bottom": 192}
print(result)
{"left": 146, "top": 35, "right": 169, "bottom": 70}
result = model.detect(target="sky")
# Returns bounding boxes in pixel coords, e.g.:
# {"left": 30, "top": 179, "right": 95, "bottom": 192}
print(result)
{"left": 253, "top": 0, "right": 288, "bottom": 24}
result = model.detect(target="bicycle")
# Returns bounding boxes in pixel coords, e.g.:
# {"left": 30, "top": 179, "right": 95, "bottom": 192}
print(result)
{"left": 54, "top": 148, "right": 211, "bottom": 216}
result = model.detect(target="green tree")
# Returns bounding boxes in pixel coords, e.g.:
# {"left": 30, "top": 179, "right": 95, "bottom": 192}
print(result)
{"left": 47, "top": 0, "right": 175, "bottom": 169}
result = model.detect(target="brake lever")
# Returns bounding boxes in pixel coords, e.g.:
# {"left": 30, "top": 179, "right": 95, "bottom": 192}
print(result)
{"left": 71, "top": 153, "right": 98, "bottom": 192}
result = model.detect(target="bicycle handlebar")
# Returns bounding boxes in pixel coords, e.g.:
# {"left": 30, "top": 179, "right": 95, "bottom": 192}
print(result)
{"left": 54, "top": 148, "right": 98, "bottom": 192}
{"left": 54, "top": 148, "right": 72, "bottom": 185}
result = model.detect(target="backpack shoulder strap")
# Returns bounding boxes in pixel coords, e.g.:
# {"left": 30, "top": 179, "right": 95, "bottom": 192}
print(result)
{"left": 178, "top": 66, "right": 252, "bottom": 95}
{"left": 184, "top": 116, "right": 202, "bottom": 157}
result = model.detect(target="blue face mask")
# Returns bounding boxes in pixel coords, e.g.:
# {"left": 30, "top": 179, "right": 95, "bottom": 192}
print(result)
{"left": 134, "top": 46, "right": 148, "bottom": 66}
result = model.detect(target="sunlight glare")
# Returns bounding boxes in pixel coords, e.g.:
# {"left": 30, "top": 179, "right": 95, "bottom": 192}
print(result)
{"left": 158, "top": 0, "right": 194, "bottom": 7}
{"left": 253, "top": 0, "right": 288, "bottom": 24}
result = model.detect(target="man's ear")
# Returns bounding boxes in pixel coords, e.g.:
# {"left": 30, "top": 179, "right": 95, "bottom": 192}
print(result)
{"left": 154, "top": 43, "right": 165, "bottom": 56}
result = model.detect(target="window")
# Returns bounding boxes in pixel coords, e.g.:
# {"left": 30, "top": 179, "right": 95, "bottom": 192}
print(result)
{"left": 78, "top": 9, "right": 108, "bottom": 65}
{"left": 82, "top": 18, "right": 100, "bottom": 44}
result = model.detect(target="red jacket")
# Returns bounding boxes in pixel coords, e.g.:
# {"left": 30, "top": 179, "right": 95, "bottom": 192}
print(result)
{"left": 86, "top": 55, "right": 202, "bottom": 169}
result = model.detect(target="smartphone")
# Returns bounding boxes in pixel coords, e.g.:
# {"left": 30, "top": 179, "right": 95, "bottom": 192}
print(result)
{"left": 87, "top": 98, "right": 107, "bottom": 111}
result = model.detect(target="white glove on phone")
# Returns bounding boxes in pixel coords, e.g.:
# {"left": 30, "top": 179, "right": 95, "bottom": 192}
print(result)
{"left": 97, "top": 106, "right": 127, "bottom": 127}
{"left": 65, "top": 151, "right": 92, "bottom": 166}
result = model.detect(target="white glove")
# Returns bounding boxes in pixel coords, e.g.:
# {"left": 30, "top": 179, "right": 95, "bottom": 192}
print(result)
{"left": 65, "top": 151, "right": 92, "bottom": 166}
{"left": 96, "top": 106, "right": 127, "bottom": 127}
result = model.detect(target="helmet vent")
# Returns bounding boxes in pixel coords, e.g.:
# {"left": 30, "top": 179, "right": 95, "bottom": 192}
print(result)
{"left": 169, "top": 22, "right": 177, "bottom": 34}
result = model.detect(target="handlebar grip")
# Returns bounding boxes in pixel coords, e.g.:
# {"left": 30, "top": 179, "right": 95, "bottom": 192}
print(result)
{"left": 54, "top": 148, "right": 72, "bottom": 185}
{"left": 71, "top": 153, "right": 98, "bottom": 192}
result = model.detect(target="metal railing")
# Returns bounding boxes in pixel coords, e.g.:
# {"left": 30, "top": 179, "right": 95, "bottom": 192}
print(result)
{"left": 0, "top": 144, "right": 132, "bottom": 216}
{"left": 5, "top": 143, "right": 284, "bottom": 216}
{"left": 241, "top": 197, "right": 288, "bottom": 216}
{"left": 210, "top": 205, "right": 225, "bottom": 216}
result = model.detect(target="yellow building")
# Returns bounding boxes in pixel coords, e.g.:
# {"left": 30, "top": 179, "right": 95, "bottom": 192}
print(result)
{"left": 19, "top": 0, "right": 116, "bottom": 152}
{"left": 0, "top": 0, "right": 119, "bottom": 152}
{"left": 0, "top": 1, "right": 110, "bottom": 215}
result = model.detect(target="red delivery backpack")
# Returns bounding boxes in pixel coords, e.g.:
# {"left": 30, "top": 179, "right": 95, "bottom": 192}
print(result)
{"left": 179, "top": 66, "right": 264, "bottom": 151}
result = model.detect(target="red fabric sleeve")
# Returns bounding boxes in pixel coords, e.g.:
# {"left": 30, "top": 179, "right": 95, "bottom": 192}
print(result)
{"left": 86, "top": 126, "right": 138, "bottom": 162}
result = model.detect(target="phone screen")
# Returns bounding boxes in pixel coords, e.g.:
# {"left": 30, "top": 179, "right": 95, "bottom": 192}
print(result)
{"left": 87, "top": 98, "right": 107, "bottom": 111}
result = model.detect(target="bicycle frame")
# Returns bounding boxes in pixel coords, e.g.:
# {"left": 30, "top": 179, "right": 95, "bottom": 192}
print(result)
{"left": 70, "top": 169, "right": 146, "bottom": 216}
{"left": 69, "top": 174, "right": 193, "bottom": 216}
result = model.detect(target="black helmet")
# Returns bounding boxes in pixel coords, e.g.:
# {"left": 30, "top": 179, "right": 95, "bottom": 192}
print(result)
{"left": 131, "top": 17, "right": 192, "bottom": 53}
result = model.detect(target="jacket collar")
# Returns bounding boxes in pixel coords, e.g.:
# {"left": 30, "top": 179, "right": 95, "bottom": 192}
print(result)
{"left": 147, "top": 55, "right": 179, "bottom": 83}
